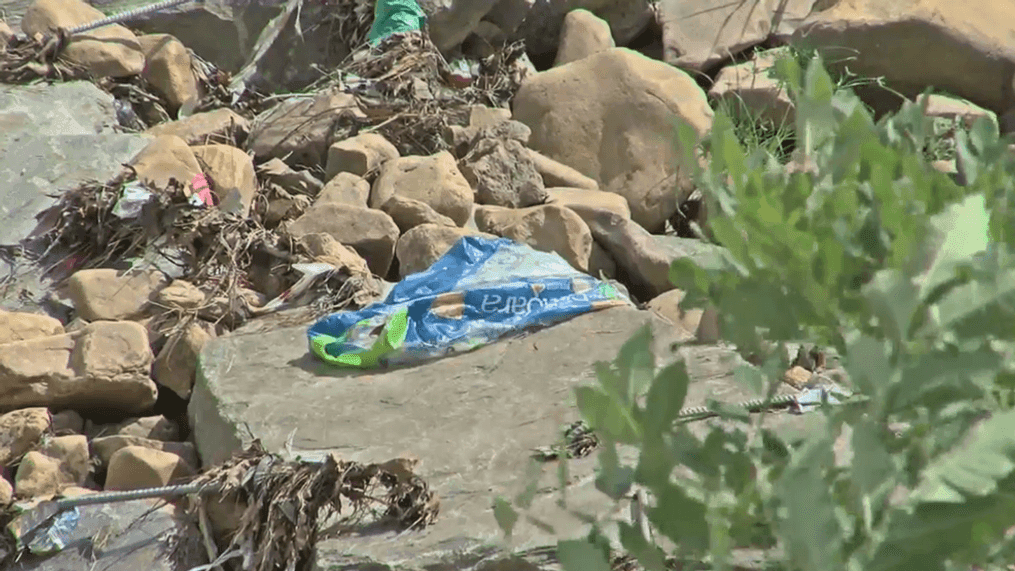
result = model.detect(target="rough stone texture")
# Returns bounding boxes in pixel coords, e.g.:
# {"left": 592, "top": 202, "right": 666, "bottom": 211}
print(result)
{"left": 0, "top": 408, "right": 50, "bottom": 465}
{"left": 786, "top": 0, "right": 1015, "bottom": 114}
{"left": 287, "top": 203, "right": 400, "bottom": 276}
{"left": 661, "top": 0, "right": 816, "bottom": 71}
{"left": 316, "top": 172, "right": 371, "bottom": 208}
{"left": 7, "top": 490, "right": 203, "bottom": 571}
{"left": 475, "top": 204, "right": 594, "bottom": 272}
{"left": 105, "top": 446, "right": 195, "bottom": 491}
{"left": 144, "top": 107, "right": 251, "bottom": 146}
{"left": 14, "top": 435, "right": 88, "bottom": 497}
{"left": 395, "top": 224, "right": 496, "bottom": 278}
{"left": 709, "top": 48, "right": 795, "bottom": 127}
{"left": 545, "top": 187, "right": 632, "bottom": 223}
{"left": 589, "top": 240, "right": 617, "bottom": 279}
{"left": 257, "top": 158, "right": 323, "bottom": 196}
{"left": 647, "top": 288, "right": 713, "bottom": 343}
{"left": 468, "top": 105, "right": 512, "bottom": 128}
{"left": 460, "top": 138, "right": 548, "bottom": 208}
{"left": 0, "top": 475, "right": 12, "bottom": 505}
{"left": 298, "top": 233, "right": 371, "bottom": 276}
{"left": 527, "top": 148, "right": 600, "bottom": 190}
{"left": 20, "top": 0, "right": 145, "bottom": 78}
{"left": 91, "top": 436, "right": 199, "bottom": 469}
{"left": 247, "top": 89, "right": 364, "bottom": 167}
{"left": 67, "top": 268, "right": 169, "bottom": 321}
{"left": 155, "top": 279, "right": 206, "bottom": 311}
{"left": 445, "top": 119, "right": 532, "bottom": 158}
{"left": 136, "top": 33, "right": 201, "bottom": 109}
{"left": 113, "top": 415, "right": 180, "bottom": 441}
{"left": 191, "top": 144, "right": 258, "bottom": 216}
{"left": 513, "top": 48, "right": 713, "bottom": 233}
{"left": 487, "top": 0, "right": 653, "bottom": 57}
{"left": 371, "top": 152, "right": 475, "bottom": 227}
{"left": 154, "top": 322, "right": 214, "bottom": 399}
{"left": 128, "top": 135, "right": 204, "bottom": 191}
{"left": 917, "top": 93, "right": 997, "bottom": 127}
{"left": 555, "top": 8, "right": 615, "bottom": 66}
{"left": 0, "top": 322, "right": 157, "bottom": 414}
{"left": 190, "top": 306, "right": 816, "bottom": 569}
{"left": 79, "top": 0, "right": 286, "bottom": 74}
{"left": 0, "top": 82, "right": 151, "bottom": 246}
{"left": 587, "top": 209, "right": 727, "bottom": 301}
{"left": 0, "top": 310, "right": 64, "bottom": 345}
{"left": 51, "top": 409, "right": 85, "bottom": 434}
{"left": 325, "top": 133, "right": 400, "bottom": 180}
{"left": 381, "top": 196, "right": 458, "bottom": 234}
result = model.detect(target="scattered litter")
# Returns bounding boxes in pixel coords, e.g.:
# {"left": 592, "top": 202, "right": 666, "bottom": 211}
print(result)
{"left": 251, "top": 262, "right": 338, "bottom": 316}
{"left": 308, "top": 236, "right": 634, "bottom": 369}
{"left": 7, "top": 506, "right": 81, "bottom": 555}
{"left": 791, "top": 386, "right": 852, "bottom": 415}
{"left": 447, "top": 58, "right": 478, "bottom": 88}
{"left": 188, "top": 173, "right": 216, "bottom": 207}
{"left": 110, "top": 182, "right": 153, "bottom": 219}
{"left": 367, "top": 0, "right": 427, "bottom": 45}
{"left": 532, "top": 420, "right": 600, "bottom": 461}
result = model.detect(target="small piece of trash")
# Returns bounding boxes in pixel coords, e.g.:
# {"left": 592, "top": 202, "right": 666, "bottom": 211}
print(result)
{"left": 111, "top": 183, "right": 153, "bottom": 219}
{"left": 792, "top": 387, "right": 851, "bottom": 414}
{"left": 188, "top": 173, "right": 216, "bottom": 207}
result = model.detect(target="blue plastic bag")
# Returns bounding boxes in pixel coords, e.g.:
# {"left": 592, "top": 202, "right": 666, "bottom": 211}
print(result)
{"left": 308, "top": 236, "right": 634, "bottom": 368}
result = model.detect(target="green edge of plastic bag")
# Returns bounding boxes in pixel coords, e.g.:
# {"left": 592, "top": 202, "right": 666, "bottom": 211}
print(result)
{"left": 310, "top": 308, "right": 410, "bottom": 368}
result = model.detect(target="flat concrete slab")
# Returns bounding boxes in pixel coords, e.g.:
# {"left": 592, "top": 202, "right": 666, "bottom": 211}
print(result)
{"left": 191, "top": 307, "right": 814, "bottom": 570}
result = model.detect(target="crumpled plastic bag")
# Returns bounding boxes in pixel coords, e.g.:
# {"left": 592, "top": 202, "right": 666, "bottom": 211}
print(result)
{"left": 307, "top": 236, "right": 634, "bottom": 369}
{"left": 367, "top": 0, "right": 427, "bottom": 45}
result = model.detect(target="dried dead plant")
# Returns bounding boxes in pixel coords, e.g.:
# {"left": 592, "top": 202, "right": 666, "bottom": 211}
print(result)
{"left": 191, "top": 441, "right": 439, "bottom": 571}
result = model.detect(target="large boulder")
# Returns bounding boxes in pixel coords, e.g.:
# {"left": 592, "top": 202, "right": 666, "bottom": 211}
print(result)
{"left": 460, "top": 137, "right": 547, "bottom": 208}
{"left": 0, "top": 311, "right": 64, "bottom": 345}
{"left": 144, "top": 108, "right": 251, "bottom": 146}
{"left": 513, "top": 48, "right": 713, "bottom": 233}
{"left": 0, "top": 322, "right": 157, "bottom": 414}
{"left": 394, "top": 224, "right": 495, "bottom": 278}
{"left": 586, "top": 209, "right": 727, "bottom": 301}
{"left": 660, "top": 0, "right": 816, "bottom": 71}
{"left": 786, "top": 0, "right": 1015, "bottom": 113}
{"left": 67, "top": 269, "right": 168, "bottom": 322}
{"left": 136, "top": 34, "right": 201, "bottom": 110}
{"left": 554, "top": 8, "right": 615, "bottom": 66}
{"left": 128, "top": 135, "right": 203, "bottom": 191}
{"left": 190, "top": 144, "right": 259, "bottom": 217}
{"left": 20, "top": 0, "right": 145, "bottom": 78}
{"left": 189, "top": 306, "right": 816, "bottom": 569}
{"left": 83, "top": 0, "right": 286, "bottom": 74}
{"left": 0, "top": 408, "right": 50, "bottom": 466}
{"left": 0, "top": 82, "right": 151, "bottom": 246}
{"left": 370, "top": 152, "right": 474, "bottom": 227}
{"left": 708, "top": 48, "right": 795, "bottom": 127}
{"left": 474, "top": 204, "right": 593, "bottom": 272}
{"left": 484, "top": 0, "right": 654, "bottom": 57}
{"left": 286, "top": 203, "right": 400, "bottom": 276}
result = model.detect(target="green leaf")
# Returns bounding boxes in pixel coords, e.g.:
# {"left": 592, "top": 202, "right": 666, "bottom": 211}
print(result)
{"left": 557, "top": 539, "right": 613, "bottom": 571}
{"left": 615, "top": 324, "right": 655, "bottom": 403}
{"left": 576, "top": 385, "right": 640, "bottom": 444}
{"left": 863, "top": 268, "right": 921, "bottom": 343}
{"left": 851, "top": 419, "right": 897, "bottom": 516}
{"left": 641, "top": 360, "right": 691, "bottom": 437}
{"left": 911, "top": 408, "right": 1015, "bottom": 503}
{"left": 889, "top": 347, "right": 1002, "bottom": 412}
{"left": 595, "top": 440, "right": 634, "bottom": 500}
{"left": 776, "top": 434, "right": 845, "bottom": 571}
{"left": 493, "top": 497, "right": 519, "bottom": 538}
{"left": 845, "top": 335, "right": 893, "bottom": 398}
{"left": 515, "top": 460, "right": 543, "bottom": 509}
{"left": 918, "top": 193, "right": 990, "bottom": 299}
{"left": 650, "top": 484, "right": 710, "bottom": 552}
{"left": 618, "top": 522, "right": 668, "bottom": 571}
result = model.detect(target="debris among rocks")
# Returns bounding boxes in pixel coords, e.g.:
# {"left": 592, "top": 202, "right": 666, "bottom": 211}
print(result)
{"left": 532, "top": 420, "right": 600, "bottom": 461}
{"left": 309, "top": 31, "right": 527, "bottom": 156}
{"left": 190, "top": 442, "right": 439, "bottom": 571}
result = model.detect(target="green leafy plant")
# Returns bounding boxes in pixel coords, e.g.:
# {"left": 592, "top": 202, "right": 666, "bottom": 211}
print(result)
{"left": 495, "top": 53, "right": 1015, "bottom": 571}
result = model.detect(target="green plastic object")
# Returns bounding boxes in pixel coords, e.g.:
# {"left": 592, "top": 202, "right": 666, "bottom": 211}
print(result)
{"left": 310, "top": 308, "right": 410, "bottom": 368}
{"left": 367, "top": 0, "right": 427, "bottom": 45}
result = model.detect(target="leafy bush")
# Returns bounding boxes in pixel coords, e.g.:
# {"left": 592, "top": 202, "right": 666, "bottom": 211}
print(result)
{"left": 495, "top": 54, "right": 1015, "bottom": 571}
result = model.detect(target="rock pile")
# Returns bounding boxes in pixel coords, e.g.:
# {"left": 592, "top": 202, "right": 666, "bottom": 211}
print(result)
{"left": 1, "top": 0, "right": 1012, "bottom": 568}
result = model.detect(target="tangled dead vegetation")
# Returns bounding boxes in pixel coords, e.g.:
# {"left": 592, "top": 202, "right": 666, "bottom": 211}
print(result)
{"left": 314, "top": 31, "right": 528, "bottom": 156}
{"left": 192, "top": 441, "right": 439, "bottom": 571}
{"left": 34, "top": 168, "right": 379, "bottom": 340}
{"left": 0, "top": 29, "right": 83, "bottom": 83}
